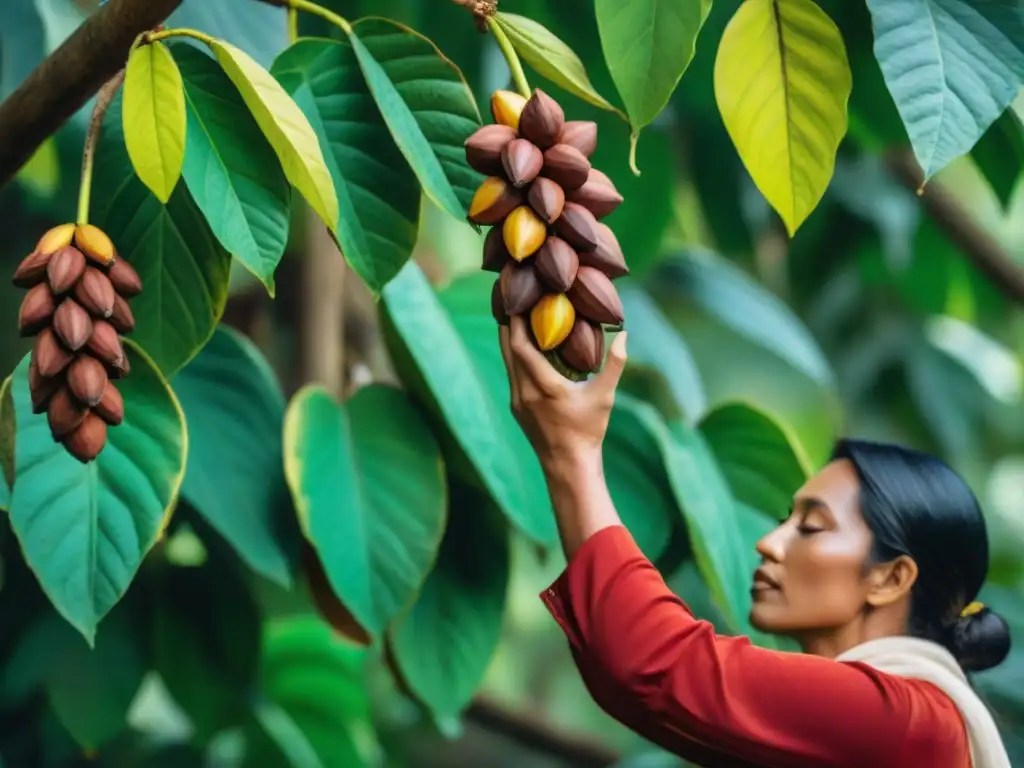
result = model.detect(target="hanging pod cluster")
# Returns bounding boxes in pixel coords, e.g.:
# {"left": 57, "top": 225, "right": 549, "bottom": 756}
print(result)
{"left": 13, "top": 223, "right": 143, "bottom": 463}
{"left": 465, "top": 88, "right": 628, "bottom": 378}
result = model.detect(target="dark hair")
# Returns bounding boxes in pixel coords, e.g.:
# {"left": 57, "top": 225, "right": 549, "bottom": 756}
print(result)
{"left": 831, "top": 438, "right": 1011, "bottom": 673}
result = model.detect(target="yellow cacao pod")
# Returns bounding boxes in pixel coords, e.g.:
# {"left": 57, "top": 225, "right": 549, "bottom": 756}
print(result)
{"left": 36, "top": 223, "right": 76, "bottom": 256}
{"left": 468, "top": 176, "right": 521, "bottom": 225}
{"left": 502, "top": 206, "right": 547, "bottom": 261}
{"left": 530, "top": 293, "right": 575, "bottom": 351}
{"left": 490, "top": 90, "right": 528, "bottom": 131}
{"left": 74, "top": 224, "right": 115, "bottom": 266}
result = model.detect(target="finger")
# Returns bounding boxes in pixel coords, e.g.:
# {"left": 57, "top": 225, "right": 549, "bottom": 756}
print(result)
{"left": 498, "top": 324, "right": 520, "bottom": 404}
{"left": 509, "top": 315, "right": 566, "bottom": 395}
{"left": 594, "top": 331, "right": 628, "bottom": 394}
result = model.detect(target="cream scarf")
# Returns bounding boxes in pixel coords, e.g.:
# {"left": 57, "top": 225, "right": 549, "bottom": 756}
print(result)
{"left": 836, "top": 636, "right": 1010, "bottom": 768}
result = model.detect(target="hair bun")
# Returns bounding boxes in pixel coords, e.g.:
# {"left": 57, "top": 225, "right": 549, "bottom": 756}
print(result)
{"left": 949, "top": 606, "right": 1012, "bottom": 672}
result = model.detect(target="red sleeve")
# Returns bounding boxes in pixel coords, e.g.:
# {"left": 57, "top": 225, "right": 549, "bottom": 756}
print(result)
{"left": 540, "top": 526, "right": 970, "bottom": 768}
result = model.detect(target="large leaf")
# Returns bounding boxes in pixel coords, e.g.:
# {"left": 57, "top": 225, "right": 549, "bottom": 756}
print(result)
{"left": 123, "top": 40, "right": 186, "bottom": 204}
{"left": 0, "top": 375, "right": 12, "bottom": 511}
{"left": 153, "top": 558, "right": 262, "bottom": 741}
{"left": 207, "top": 38, "right": 339, "bottom": 233}
{"left": 596, "top": 0, "right": 711, "bottom": 133}
{"left": 492, "top": 12, "right": 622, "bottom": 116}
{"left": 387, "top": 477, "right": 510, "bottom": 720}
{"left": 605, "top": 396, "right": 679, "bottom": 563}
{"left": 173, "top": 43, "right": 291, "bottom": 296}
{"left": 243, "top": 618, "right": 379, "bottom": 768}
{"left": 283, "top": 384, "right": 447, "bottom": 641}
{"left": 8, "top": 343, "right": 186, "bottom": 644}
{"left": 173, "top": 326, "right": 293, "bottom": 588}
{"left": 618, "top": 283, "right": 706, "bottom": 422}
{"left": 865, "top": 0, "right": 1024, "bottom": 181}
{"left": 93, "top": 91, "right": 233, "bottom": 378}
{"left": 970, "top": 105, "right": 1024, "bottom": 210}
{"left": 347, "top": 18, "right": 477, "bottom": 220}
{"left": 698, "top": 402, "right": 811, "bottom": 519}
{"left": 647, "top": 250, "right": 836, "bottom": 388}
{"left": 714, "top": 0, "right": 852, "bottom": 235}
{"left": 380, "top": 265, "right": 557, "bottom": 546}
{"left": 271, "top": 38, "right": 420, "bottom": 295}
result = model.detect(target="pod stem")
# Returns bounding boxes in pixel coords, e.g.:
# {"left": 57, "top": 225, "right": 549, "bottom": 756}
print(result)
{"left": 77, "top": 71, "right": 124, "bottom": 226}
{"left": 486, "top": 16, "right": 531, "bottom": 99}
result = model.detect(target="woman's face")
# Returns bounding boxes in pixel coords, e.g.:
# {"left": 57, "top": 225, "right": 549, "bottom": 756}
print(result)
{"left": 749, "top": 459, "right": 878, "bottom": 635}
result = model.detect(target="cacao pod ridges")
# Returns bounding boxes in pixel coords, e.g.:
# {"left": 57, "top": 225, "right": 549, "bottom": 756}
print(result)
{"left": 500, "top": 261, "right": 543, "bottom": 316}
{"left": 527, "top": 177, "right": 565, "bottom": 224}
{"left": 579, "top": 222, "right": 629, "bottom": 280}
{"left": 464, "top": 124, "right": 517, "bottom": 176}
{"left": 566, "top": 266, "right": 625, "bottom": 326}
{"left": 541, "top": 144, "right": 591, "bottom": 191}
{"left": 558, "top": 121, "right": 598, "bottom": 158}
{"left": 519, "top": 89, "right": 564, "bottom": 150}
{"left": 558, "top": 318, "right": 605, "bottom": 374}
{"left": 553, "top": 202, "right": 599, "bottom": 252}
{"left": 501, "top": 138, "right": 543, "bottom": 188}
{"left": 534, "top": 237, "right": 579, "bottom": 293}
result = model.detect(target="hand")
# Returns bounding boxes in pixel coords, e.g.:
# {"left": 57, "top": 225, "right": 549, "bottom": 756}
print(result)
{"left": 499, "top": 315, "right": 628, "bottom": 472}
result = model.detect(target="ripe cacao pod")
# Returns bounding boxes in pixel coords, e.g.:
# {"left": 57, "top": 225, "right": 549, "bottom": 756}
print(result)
{"left": 579, "top": 222, "right": 629, "bottom": 279}
{"left": 502, "top": 138, "right": 543, "bottom": 188}
{"left": 533, "top": 237, "right": 579, "bottom": 293}
{"left": 566, "top": 168, "right": 623, "bottom": 219}
{"left": 566, "top": 266, "right": 625, "bottom": 326}
{"left": 464, "top": 124, "right": 517, "bottom": 176}
{"left": 541, "top": 144, "right": 591, "bottom": 191}
{"left": 530, "top": 294, "right": 575, "bottom": 351}
{"left": 74, "top": 267, "right": 116, "bottom": 318}
{"left": 63, "top": 412, "right": 108, "bottom": 463}
{"left": 47, "top": 246, "right": 86, "bottom": 295}
{"left": 527, "top": 177, "right": 565, "bottom": 224}
{"left": 95, "top": 381, "right": 124, "bottom": 426}
{"left": 502, "top": 206, "right": 547, "bottom": 261}
{"left": 519, "top": 89, "right": 564, "bottom": 150}
{"left": 558, "top": 121, "right": 598, "bottom": 158}
{"left": 553, "top": 202, "right": 599, "bottom": 252}
{"left": 74, "top": 224, "right": 116, "bottom": 266}
{"left": 18, "top": 283, "right": 56, "bottom": 336}
{"left": 468, "top": 176, "right": 521, "bottom": 225}
{"left": 490, "top": 90, "right": 527, "bottom": 131}
{"left": 501, "top": 261, "right": 543, "bottom": 316}
{"left": 558, "top": 318, "right": 605, "bottom": 373}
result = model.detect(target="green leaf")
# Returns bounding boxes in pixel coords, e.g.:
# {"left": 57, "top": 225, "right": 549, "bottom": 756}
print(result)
{"left": 244, "top": 617, "right": 378, "bottom": 768}
{"left": 865, "top": 0, "right": 1024, "bottom": 181}
{"left": 123, "top": 40, "right": 186, "bottom": 203}
{"left": 172, "top": 43, "right": 291, "bottom": 297}
{"left": 605, "top": 396, "right": 678, "bottom": 563}
{"left": 8, "top": 343, "right": 187, "bottom": 644}
{"left": 206, "top": 37, "right": 339, "bottom": 233}
{"left": 381, "top": 265, "right": 557, "bottom": 546}
{"left": 596, "top": 0, "right": 711, "bottom": 132}
{"left": 42, "top": 605, "right": 146, "bottom": 750}
{"left": 387, "top": 477, "right": 510, "bottom": 719}
{"left": 0, "top": 375, "right": 12, "bottom": 511}
{"left": 618, "top": 283, "right": 706, "bottom": 421}
{"left": 648, "top": 250, "right": 836, "bottom": 388}
{"left": 283, "top": 384, "right": 447, "bottom": 641}
{"left": 173, "top": 326, "right": 294, "bottom": 588}
{"left": 270, "top": 38, "right": 420, "bottom": 295}
{"left": 492, "top": 12, "right": 623, "bottom": 118}
{"left": 153, "top": 558, "right": 262, "bottom": 741}
{"left": 347, "top": 19, "right": 475, "bottom": 220}
{"left": 970, "top": 106, "right": 1024, "bottom": 210}
{"left": 698, "top": 402, "right": 811, "bottom": 519}
{"left": 93, "top": 90, "right": 232, "bottom": 378}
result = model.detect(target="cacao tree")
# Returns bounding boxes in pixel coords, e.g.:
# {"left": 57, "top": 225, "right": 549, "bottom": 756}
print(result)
{"left": 0, "top": 0, "right": 1022, "bottom": 765}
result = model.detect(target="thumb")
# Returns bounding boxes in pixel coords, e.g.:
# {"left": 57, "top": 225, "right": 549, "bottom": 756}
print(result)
{"left": 595, "top": 331, "right": 627, "bottom": 391}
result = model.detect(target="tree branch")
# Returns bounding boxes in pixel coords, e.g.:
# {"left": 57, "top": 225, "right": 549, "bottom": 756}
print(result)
{"left": 886, "top": 150, "right": 1024, "bottom": 306}
{"left": 0, "top": 0, "right": 184, "bottom": 190}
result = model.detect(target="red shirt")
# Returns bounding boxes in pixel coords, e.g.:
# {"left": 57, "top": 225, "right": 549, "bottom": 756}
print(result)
{"left": 540, "top": 526, "right": 971, "bottom": 767}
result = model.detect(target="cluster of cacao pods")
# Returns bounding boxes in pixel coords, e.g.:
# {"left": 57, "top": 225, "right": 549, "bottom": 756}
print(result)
{"left": 13, "top": 223, "right": 142, "bottom": 464}
{"left": 464, "top": 87, "right": 627, "bottom": 377}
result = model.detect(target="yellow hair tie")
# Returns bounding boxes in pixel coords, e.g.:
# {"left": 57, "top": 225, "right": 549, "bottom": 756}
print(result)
{"left": 960, "top": 601, "right": 985, "bottom": 618}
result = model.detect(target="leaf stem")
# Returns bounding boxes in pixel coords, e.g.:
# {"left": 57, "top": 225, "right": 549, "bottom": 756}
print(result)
{"left": 146, "top": 27, "right": 219, "bottom": 46}
{"left": 77, "top": 71, "right": 124, "bottom": 225}
{"left": 288, "top": 6, "right": 299, "bottom": 43}
{"left": 486, "top": 16, "right": 530, "bottom": 99}
{"left": 285, "top": 0, "right": 352, "bottom": 35}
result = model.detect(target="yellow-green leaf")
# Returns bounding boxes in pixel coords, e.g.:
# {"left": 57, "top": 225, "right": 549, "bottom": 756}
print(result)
{"left": 492, "top": 12, "right": 623, "bottom": 119}
{"left": 123, "top": 40, "right": 186, "bottom": 204}
{"left": 713, "top": 0, "right": 851, "bottom": 236}
{"left": 207, "top": 38, "right": 339, "bottom": 233}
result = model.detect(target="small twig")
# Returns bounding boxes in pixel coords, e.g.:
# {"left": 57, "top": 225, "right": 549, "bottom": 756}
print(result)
{"left": 0, "top": 0, "right": 184, "bottom": 190}
{"left": 886, "top": 150, "right": 1024, "bottom": 306}
{"left": 450, "top": 0, "right": 498, "bottom": 32}
{"left": 77, "top": 71, "right": 124, "bottom": 225}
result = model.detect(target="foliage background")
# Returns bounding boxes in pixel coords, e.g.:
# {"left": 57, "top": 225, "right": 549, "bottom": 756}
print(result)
{"left": 0, "top": 0, "right": 1023, "bottom": 766}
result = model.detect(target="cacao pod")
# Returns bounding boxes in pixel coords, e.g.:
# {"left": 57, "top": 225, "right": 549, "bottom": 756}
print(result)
{"left": 53, "top": 299, "right": 93, "bottom": 352}
{"left": 558, "top": 121, "right": 598, "bottom": 158}
{"left": 29, "top": 360, "right": 60, "bottom": 414}
{"left": 579, "top": 222, "right": 629, "bottom": 279}
{"left": 468, "top": 176, "right": 521, "bottom": 225}
{"left": 500, "top": 261, "right": 543, "bottom": 315}
{"left": 553, "top": 202, "right": 599, "bottom": 252}
{"left": 107, "top": 258, "right": 143, "bottom": 298}
{"left": 490, "top": 90, "right": 527, "bottom": 131}
{"left": 47, "top": 386, "right": 88, "bottom": 439}
{"left": 482, "top": 226, "right": 512, "bottom": 273}
{"left": 533, "top": 237, "right": 579, "bottom": 293}
{"left": 74, "top": 224, "right": 116, "bottom": 267}
{"left": 541, "top": 144, "right": 591, "bottom": 191}
{"left": 74, "top": 267, "right": 116, "bottom": 318}
{"left": 33, "top": 328, "right": 73, "bottom": 378}
{"left": 527, "top": 177, "right": 565, "bottom": 224}
{"left": 464, "top": 123, "right": 517, "bottom": 176}
{"left": 47, "top": 246, "right": 86, "bottom": 295}
{"left": 558, "top": 318, "right": 605, "bottom": 373}
{"left": 491, "top": 279, "right": 509, "bottom": 326}
{"left": 62, "top": 411, "right": 108, "bottom": 464}
{"left": 87, "top": 320, "right": 125, "bottom": 370}
{"left": 530, "top": 293, "right": 575, "bottom": 351}
{"left": 519, "top": 89, "right": 564, "bottom": 150}
{"left": 109, "top": 294, "right": 135, "bottom": 334}
{"left": 12, "top": 224, "right": 76, "bottom": 288}
{"left": 566, "top": 168, "right": 623, "bottom": 219}
{"left": 566, "top": 266, "right": 625, "bottom": 325}
{"left": 95, "top": 381, "right": 124, "bottom": 426}
{"left": 67, "top": 355, "right": 108, "bottom": 407}
{"left": 18, "top": 283, "right": 56, "bottom": 336}
{"left": 502, "top": 206, "right": 547, "bottom": 261}
{"left": 502, "top": 138, "right": 543, "bottom": 188}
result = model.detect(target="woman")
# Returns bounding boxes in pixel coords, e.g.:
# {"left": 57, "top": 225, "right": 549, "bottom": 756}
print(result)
{"left": 498, "top": 316, "right": 1012, "bottom": 768}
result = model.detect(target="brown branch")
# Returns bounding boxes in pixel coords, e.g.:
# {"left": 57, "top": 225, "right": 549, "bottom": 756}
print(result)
{"left": 0, "top": 0, "right": 184, "bottom": 190}
{"left": 885, "top": 150, "right": 1024, "bottom": 306}
{"left": 465, "top": 694, "right": 621, "bottom": 767}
